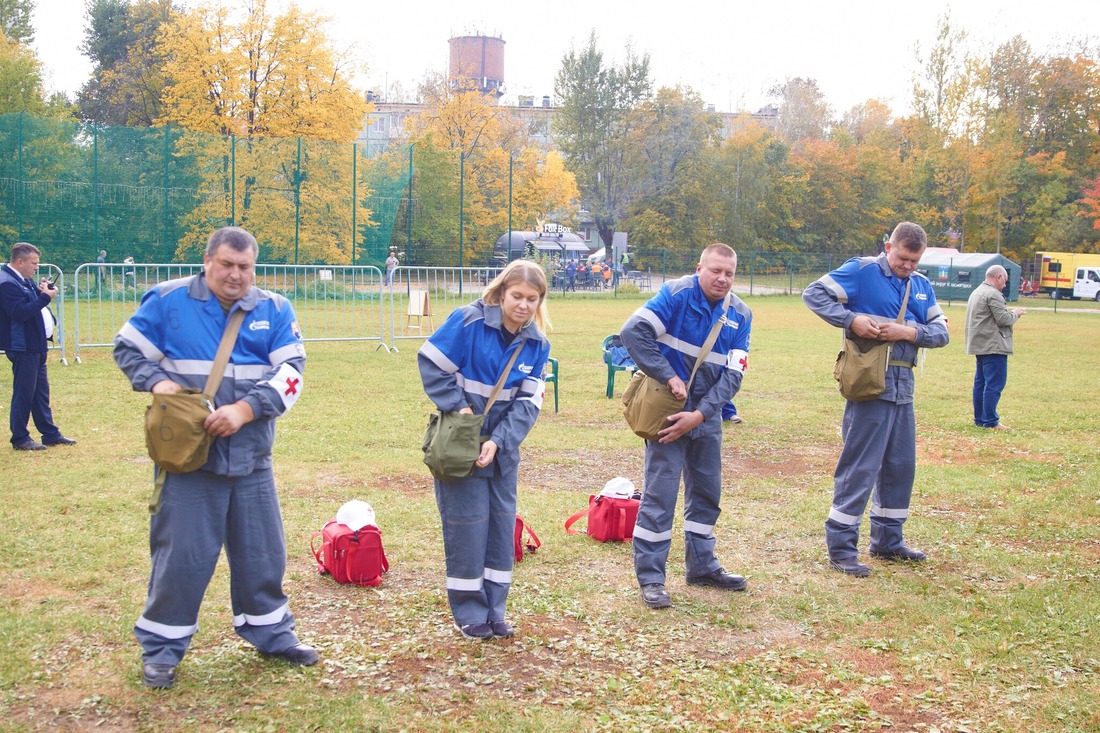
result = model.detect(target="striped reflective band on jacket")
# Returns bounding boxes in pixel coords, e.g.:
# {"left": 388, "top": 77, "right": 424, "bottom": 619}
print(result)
{"left": 633, "top": 308, "right": 729, "bottom": 368}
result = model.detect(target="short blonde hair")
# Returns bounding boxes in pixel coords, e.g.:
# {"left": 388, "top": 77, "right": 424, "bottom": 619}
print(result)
{"left": 483, "top": 260, "right": 552, "bottom": 332}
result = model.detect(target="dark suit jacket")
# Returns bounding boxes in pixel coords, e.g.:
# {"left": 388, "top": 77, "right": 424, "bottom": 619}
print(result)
{"left": 0, "top": 263, "right": 51, "bottom": 353}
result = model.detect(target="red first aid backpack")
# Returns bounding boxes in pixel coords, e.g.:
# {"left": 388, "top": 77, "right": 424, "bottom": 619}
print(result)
{"left": 565, "top": 495, "right": 640, "bottom": 542}
{"left": 311, "top": 520, "right": 389, "bottom": 587}
{"left": 514, "top": 514, "right": 540, "bottom": 562}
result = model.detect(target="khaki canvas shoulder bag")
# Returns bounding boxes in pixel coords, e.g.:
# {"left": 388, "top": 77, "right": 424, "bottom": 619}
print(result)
{"left": 145, "top": 308, "right": 245, "bottom": 479}
{"left": 422, "top": 339, "right": 526, "bottom": 482}
{"left": 622, "top": 296, "right": 729, "bottom": 441}
{"left": 833, "top": 279, "right": 911, "bottom": 402}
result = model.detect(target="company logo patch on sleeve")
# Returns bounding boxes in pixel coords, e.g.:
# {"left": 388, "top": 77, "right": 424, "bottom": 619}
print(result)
{"left": 291, "top": 321, "right": 302, "bottom": 340}
{"left": 269, "top": 362, "right": 304, "bottom": 409}
{"left": 728, "top": 349, "right": 749, "bottom": 374}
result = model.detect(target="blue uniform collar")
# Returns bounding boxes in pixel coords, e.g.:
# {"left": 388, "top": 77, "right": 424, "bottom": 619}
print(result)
{"left": 477, "top": 299, "right": 545, "bottom": 344}
{"left": 188, "top": 272, "right": 258, "bottom": 312}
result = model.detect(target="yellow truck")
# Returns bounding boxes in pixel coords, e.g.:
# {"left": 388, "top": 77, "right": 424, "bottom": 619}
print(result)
{"left": 1033, "top": 251, "right": 1100, "bottom": 299}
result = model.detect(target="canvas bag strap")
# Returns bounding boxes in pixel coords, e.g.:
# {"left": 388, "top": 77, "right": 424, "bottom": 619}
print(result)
{"left": 895, "top": 279, "right": 911, "bottom": 323}
{"left": 483, "top": 338, "right": 528, "bottom": 415}
{"left": 685, "top": 294, "right": 730, "bottom": 391}
{"left": 202, "top": 308, "right": 246, "bottom": 396}
{"left": 886, "top": 279, "right": 914, "bottom": 368}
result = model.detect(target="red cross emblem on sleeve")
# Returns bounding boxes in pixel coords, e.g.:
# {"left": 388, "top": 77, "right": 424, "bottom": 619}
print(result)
{"left": 284, "top": 378, "right": 299, "bottom": 396}
{"left": 739, "top": 355, "right": 749, "bottom": 372}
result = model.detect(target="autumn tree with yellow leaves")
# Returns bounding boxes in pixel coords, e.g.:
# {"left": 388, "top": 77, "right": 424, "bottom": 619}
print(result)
{"left": 395, "top": 75, "right": 579, "bottom": 266}
{"left": 156, "top": 0, "right": 371, "bottom": 263}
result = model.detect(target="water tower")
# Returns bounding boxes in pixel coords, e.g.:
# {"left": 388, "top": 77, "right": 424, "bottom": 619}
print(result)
{"left": 448, "top": 33, "right": 505, "bottom": 98}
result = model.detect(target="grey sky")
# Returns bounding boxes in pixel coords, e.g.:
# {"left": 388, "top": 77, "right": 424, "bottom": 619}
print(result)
{"left": 33, "top": 0, "right": 1098, "bottom": 117}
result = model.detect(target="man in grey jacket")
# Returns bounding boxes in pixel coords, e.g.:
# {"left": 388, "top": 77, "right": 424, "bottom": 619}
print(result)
{"left": 965, "top": 265, "right": 1025, "bottom": 430}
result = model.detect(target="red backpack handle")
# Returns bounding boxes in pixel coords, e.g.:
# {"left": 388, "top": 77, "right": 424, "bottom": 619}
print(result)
{"left": 564, "top": 496, "right": 596, "bottom": 534}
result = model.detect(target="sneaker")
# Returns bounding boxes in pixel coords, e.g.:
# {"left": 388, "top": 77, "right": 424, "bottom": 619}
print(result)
{"left": 489, "top": 620, "right": 515, "bottom": 638}
{"left": 13, "top": 440, "right": 46, "bottom": 451}
{"left": 454, "top": 622, "right": 494, "bottom": 640}
{"left": 640, "top": 583, "right": 671, "bottom": 609}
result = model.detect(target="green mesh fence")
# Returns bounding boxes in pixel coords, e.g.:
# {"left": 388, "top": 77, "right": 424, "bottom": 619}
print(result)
{"left": 0, "top": 113, "right": 410, "bottom": 270}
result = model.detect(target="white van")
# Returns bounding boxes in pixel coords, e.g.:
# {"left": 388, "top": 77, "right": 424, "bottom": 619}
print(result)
{"left": 1072, "top": 267, "right": 1100, "bottom": 301}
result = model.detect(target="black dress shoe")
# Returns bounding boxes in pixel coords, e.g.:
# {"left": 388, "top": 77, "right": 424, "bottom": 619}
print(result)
{"left": 829, "top": 558, "right": 870, "bottom": 577}
{"left": 686, "top": 568, "right": 748, "bottom": 591}
{"left": 870, "top": 546, "right": 927, "bottom": 562}
{"left": 263, "top": 643, "right": 320, "bottom": 666}
{"left": 13, "top": 440, "right": 46, "bottom": 451}
{"left": 640, "top": 583, "right": 671, "bottom": 608}
{"left": 142, "top": 663, "right": 177, "bottom": 689}
{"left": 44, "top": 436, "right": 77, "bottom": 446}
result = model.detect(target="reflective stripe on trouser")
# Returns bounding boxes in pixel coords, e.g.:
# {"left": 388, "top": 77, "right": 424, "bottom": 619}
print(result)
{"left": 134, "top": 467, "right": 299, "bottom": 666}
{"left": 826, "top": 399, "right": 916, "bottom": 561}
{"left": 633, "top": 428, "right": 724, "bottom": 585}
{"left": 435, "top": 470, "right": 517, "bottom": 626}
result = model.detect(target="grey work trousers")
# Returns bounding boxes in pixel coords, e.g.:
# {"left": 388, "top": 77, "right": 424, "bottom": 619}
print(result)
{"left": 825, "top": 399, "right": 916, "bottom": 560}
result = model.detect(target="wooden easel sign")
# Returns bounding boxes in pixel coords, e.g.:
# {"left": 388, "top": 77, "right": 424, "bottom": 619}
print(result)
{"left": 406, "top": 289, "right": 434, "bottom": 333}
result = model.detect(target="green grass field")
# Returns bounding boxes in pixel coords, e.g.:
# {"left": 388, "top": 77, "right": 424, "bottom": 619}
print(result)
{"left": 1, "top": 295, "right": 1097, "bottom": 732}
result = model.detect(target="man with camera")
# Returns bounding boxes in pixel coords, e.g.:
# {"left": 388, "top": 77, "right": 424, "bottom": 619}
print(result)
{"left": 0, "top": 242, "right": 75, "bottom": 451}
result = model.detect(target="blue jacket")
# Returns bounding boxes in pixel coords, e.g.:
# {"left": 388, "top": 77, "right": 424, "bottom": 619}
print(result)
{"left": 0, "top": 263, "right": 52, "bottom": 353}
{"left": 113, "top": 274, "right": 306, "bottom": 477}
{"left": 802, "top": 253, "right": 950, "bottom": 404}
{"left": 620, "top": 274, "right": 752, "bottom": 424}
{"left": 418, "top": 300, "right": 551, "bottom": 479}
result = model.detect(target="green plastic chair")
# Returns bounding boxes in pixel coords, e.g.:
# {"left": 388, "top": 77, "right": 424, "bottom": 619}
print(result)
{"left": 543, "top": 357, "right": 559, "bottom": 412}
{"left": 602, "top": 335, "right": 636, "bottom": 398}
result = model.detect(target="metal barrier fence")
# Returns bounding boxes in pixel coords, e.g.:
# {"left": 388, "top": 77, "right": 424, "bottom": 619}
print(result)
{"left": 385, "top": 267, "right": 503, "bottom": 351}
{"left": 70, "top": 263, "right": 387, "bottom": 362}
{"left": 40, "top": 253, "right": 931, "bottom": 364}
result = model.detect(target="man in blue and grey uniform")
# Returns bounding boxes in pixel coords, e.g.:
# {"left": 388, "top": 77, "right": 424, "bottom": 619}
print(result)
{"left": 114, "top": 227, "right": 317, "bottom": 689}
{"left": 802, "top": 222, "right": 949, "bottom": 577}
{"left": 621, "top": 243, "right": 752, "bottom": 609}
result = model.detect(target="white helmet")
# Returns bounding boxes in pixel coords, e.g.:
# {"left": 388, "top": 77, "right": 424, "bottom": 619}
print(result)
{"left": 335, "top": 499, "right": 377, "bottom": 530}
{"left": 599, "top": 477, "right": 636, "bottom": 499}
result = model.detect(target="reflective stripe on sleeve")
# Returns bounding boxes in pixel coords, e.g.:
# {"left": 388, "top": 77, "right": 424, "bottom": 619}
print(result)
{"left": 419, "top": 340, "right": 459, "bottom": 373}
{"left": 118, "top": 321, "right": 165, "bottom": 361}
{"left": 820, "top": 274, "right": 849, "bottom": 303}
